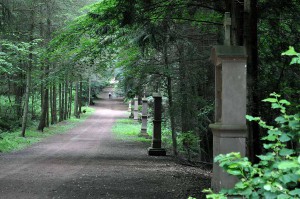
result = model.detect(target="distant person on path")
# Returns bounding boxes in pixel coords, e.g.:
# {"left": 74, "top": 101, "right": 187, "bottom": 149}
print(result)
{"left": 108, "top": 92, "right": 112, "bottom": 99}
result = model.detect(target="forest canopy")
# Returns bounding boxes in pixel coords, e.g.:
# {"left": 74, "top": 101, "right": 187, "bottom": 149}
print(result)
{"left": 0, "top": 0, "right": 299, "bottom": 163}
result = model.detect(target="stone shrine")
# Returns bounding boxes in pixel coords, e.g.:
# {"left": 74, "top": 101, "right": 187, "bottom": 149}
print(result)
{"left": 209, "top": 12, "right": 248, "bottom": 191}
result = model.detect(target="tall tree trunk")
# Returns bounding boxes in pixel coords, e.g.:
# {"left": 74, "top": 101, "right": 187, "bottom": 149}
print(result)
{"left": 74, "top": 81, "right": 79, "bottom": 118}
{"left": 52, "top": 83, "right": 57, "bottom": 124}
{"left": 88, "top": 77, "right": 92, "bottom": 105}
{"left": 37, "top": 83, "right": 48, "bottom": 131}
{"left": 64, "top": 78, "right": 68, "bottom": 120}
{"left": 163, "top": 37, "right": 178, "bottom": 156}
{"left": 14, "top": 77, "right": 23, "bottom": 120}
{"left": 59, "top": 83, "right": 63, "bottom": 122}
{"left": 46, "top": 87, "right": 49, "bottom": 127}
{"left": 31, "top": 95, "right": 35, "bottom": 119}
{"left": 68, "top": 82, "right": 72, "bottom": 118}
{"left": 79, "top": 81, "right": 82, "bottom": 113}
{"left": 21, "top": 3, "right": 34, "bottom": 137}
{"left": 50, "top": 82, "right": 53, "bottom": 125}
{"left": 244, "top": 0, "right": 260, "bottom": 162}
{"left": 21, "top": 61, "right": 31, "bottom": 137}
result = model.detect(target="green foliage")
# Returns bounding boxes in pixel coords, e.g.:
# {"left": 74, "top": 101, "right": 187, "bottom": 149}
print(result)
{"left": 0, "top": 106, "right": 94, "bottom": 153}
{"left": 177, "top": 131, "right": 199, "bottom": 156}
{"left": 112, "top": 118, "right": 151, "bottom": 142}
{"left": 282, "top": 46, "right": 300, "bottom": 65}
{"left": 204, "top": 93, "right": 300, "bottom": 198}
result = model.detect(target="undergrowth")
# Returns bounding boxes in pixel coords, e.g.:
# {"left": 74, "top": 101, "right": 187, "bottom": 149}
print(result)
{"left": 112, "top": 118, "right": 152, "bottom": 142}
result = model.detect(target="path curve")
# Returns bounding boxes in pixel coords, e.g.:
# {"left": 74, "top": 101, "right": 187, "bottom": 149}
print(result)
{"left": 0, "top": 88, "right": 210, "bottom": 199}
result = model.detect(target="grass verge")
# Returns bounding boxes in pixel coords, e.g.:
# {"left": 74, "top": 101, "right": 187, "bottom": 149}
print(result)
{"left": 112, "top": 118, "right": 152, "bottom": 143}
{"left": 0, "top": 106, "right": 95, "bottom": 153}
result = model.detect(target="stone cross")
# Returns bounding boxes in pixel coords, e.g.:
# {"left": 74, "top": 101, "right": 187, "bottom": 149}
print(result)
{"left": 133, "top": 96, "right": 139, "bottom": 120}
{"left": 139, "top": 96, "right": 149, "bottom": 138}
{"left": 224, "top": 12, "right": 231, "bottom": 46}
{"left": 148, "top": 93, "right": 166, "bottom": 156}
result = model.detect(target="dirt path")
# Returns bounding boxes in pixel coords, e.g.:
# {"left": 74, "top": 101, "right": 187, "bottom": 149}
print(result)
{"left": 0, "top": 88, "right": 210, "bottom": 199}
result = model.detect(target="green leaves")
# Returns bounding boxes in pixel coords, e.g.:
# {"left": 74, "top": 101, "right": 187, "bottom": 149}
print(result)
{"left": 282, "top": 46, "right": 298, "bottom": 56}
{"left": 206, "top": 93, "right": 300, "bottom": 199}
{"left": 282, "top": 46, "right": 300, "bottom": 65}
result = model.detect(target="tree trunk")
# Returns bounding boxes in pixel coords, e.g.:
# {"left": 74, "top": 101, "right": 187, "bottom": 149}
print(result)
{"left": 68, "top": 82, "right": 72, "bottom": 118}
{"left": 31, "top": 95, "right": 35, "bottom": 119}
{"left": 59, "top": 83, "right": 63, "bottom": 122}
{"left": 74, "top": 82, "right": 79, "bottom": 118}
{"left": 21, "top": 3, "right": 34, "bottom": 137}
{"left": 50, "top": 82, "right": 53, "bottom": 125}
{"left": 21, "top": 61, "right": 31, "bottom": 137}
{"left": 244, "top": 0, "right": 260, "bottom": 162}
{"left": 64, "top": 78, "right": 68, "bottom": 120}
{"left": 88, "top": 77, "right": 92, "bottom": 105}
{"left": 79, "top": 81, "right": 82, "bottom": 113}
{"left": 37, "top": 84, "right": 48, "bottom": 131}
{"left": 163, "top": 37, "right": 178, "bottom": 156}
{"left": 52, "top": 84, "right": 57, "bottom": 124}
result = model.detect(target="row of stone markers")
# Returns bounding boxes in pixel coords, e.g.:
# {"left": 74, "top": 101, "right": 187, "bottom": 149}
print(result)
{"left": 128, "top": 93, "right": 166, "bottom": 156}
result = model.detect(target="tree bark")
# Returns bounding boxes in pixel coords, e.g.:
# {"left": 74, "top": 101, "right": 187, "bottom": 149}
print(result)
{"left": 74, "top": 81, "right": 79, "bottom": 118}
{"left": 79, "top": 81, "right": 82, "bottom": 113}
{"left": 163, "top": 36, "right": 178, "bottom": 156}
{"left": 37, "top": 83, "right": 48, "bottom": 131}
{"left": 50, "top": 82, "right": 53, "bottom": 125}
{"left": 64, "top": 78, "right": 68, "bottom": 120}
{"left": 88, "top": 77, "right": 92, "bottom": 105}
{"left": 68, "top": 82, "right": 72, "bottom": 118}
{"left": 244, "top": 0, "right": 260, "bottom": 162}
{"left": 52, "top": 83, "right": 57, "bottom": 124}
{"left": 21, "top": 2, "right": 34, "bottom": 137}
{"left": 21, "top": 60, "right": 31, "bottom": 137}
{"left": 59, "top": 83, "right": 64, "bottom": 122}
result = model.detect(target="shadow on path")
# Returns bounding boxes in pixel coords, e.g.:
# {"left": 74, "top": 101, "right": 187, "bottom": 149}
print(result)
{"left": 0, "top": 87, "right": 210, "bottom": 199}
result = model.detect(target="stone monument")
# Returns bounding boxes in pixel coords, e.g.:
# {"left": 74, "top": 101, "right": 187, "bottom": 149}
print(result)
{"left": 133, "top": 96, "right": 138, "bottom": 120}
{"left": 128, "top": 99, "right": 132, "bottom": 112}
{"left": 209, "top": 12, "right": 248, "bottom": 191}
{"left": 139, "top": 95, "right": 149, "bottom": 138}
{"left": 148, "top": 93, "right": 166, "bottom": 156}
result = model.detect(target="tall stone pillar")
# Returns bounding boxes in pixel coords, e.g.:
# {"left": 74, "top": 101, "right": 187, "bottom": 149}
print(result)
{"left": 148, "top": 93, "right": 166, "bottom": 156}
{"left": 139, "top": 97, "right": 149, "bottom": 138}
{"left": 209, "top": 45, "right": 247, "bottom": 191}
{"left": 129, "top": 99, "right": 134, "bottom": 118}
{"left": 133, "top": 96, "right": 138, "bottom": 120}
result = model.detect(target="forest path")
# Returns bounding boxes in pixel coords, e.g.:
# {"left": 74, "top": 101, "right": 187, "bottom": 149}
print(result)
{"left": 0, "top": 87, "right": 210, "bottom": 199}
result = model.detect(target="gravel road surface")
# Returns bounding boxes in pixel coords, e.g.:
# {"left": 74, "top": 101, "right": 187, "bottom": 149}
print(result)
{"left": 0, "top": 88, "right": 210, "bottom": 199}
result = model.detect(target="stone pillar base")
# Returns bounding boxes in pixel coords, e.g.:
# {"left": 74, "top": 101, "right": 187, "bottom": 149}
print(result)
{"left": 148, "top": 147, "right": 166, "bottom": 156}
{"left": 139, "top": 130, "right": 150, "bottom": 138}
{"left": 209, "top": 123, "right": 247, "bottom": 192}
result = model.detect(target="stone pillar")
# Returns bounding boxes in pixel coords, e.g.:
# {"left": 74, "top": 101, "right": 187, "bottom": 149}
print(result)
{"left": 148, "top": 93, "right": 166, "bottom": 156}
{"left": 209, "top": 45, "right": 247, "bottom": 191}
{"left": 128, "top": 100, "right": 132, "bottom": 112}
{"left": 139, "top": 97, "right": 149, "bottom": 138}
{"left": 129, "top": 99, "right": 134, "bottom": 118}
{"left": 133, "top": 96, "right": 138, "bottom": 120}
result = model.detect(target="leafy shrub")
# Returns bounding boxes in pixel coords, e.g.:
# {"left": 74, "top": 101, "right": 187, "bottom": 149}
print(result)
{"left": 203, "top": 93, "right": 300, "bottom": 199}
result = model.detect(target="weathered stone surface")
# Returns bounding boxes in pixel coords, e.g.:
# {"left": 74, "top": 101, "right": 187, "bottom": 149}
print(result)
{"left": 134, "top": 97, "right": 138, "bottom": 120}
{"left": 148, "top": 93, "right": 166, "bottom": 156}
{"left": 210, "top": 45, "right": 247, "bottom": 191}
{"left": 139, "top": 97, "right": 149, "bottom": 138}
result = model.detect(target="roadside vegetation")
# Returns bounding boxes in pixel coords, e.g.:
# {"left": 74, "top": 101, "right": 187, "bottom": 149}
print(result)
{"left": 0, "top": 106, "right": 94, "bottom": 153}
{"left": 112, "top": 118, "right": 152, "bottom": 143}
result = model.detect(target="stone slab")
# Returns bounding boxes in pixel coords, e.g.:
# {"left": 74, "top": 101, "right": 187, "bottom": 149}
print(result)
{"left": 148, "top": 147, "right": 166, "bottom": 156}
